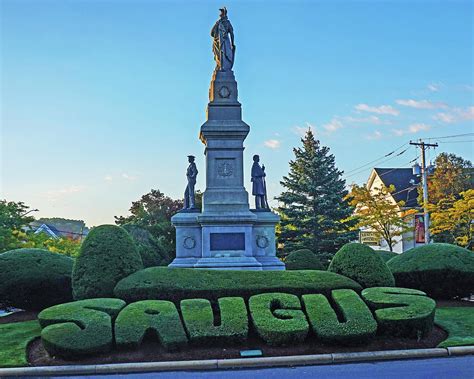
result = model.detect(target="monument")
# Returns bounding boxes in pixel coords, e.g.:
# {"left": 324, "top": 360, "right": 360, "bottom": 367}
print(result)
{"left": 169, "top": 7, "right": 284, "bottom": 270}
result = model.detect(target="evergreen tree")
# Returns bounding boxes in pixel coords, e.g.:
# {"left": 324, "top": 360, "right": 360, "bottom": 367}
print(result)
{"left": 276, "top": 130, "right": 357, "bottom": 257}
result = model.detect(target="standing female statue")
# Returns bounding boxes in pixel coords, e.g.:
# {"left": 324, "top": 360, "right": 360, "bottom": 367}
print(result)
{"left": 211, "top": 7, "right": 235, "bottom": 71}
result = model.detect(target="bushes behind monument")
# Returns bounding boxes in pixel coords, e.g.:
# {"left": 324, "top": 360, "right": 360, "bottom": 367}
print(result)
{"left": 387, "top": 243, "right": 474, "bottom": 299}
{"left": 0, "top": 248, "right": 73, "bottom": 310}
{"left": 114, "top": 267, "right": 362, "bottom": 303}
{"left": 72, "top": 225, "right": 143, "bottom": 300}
{"left": 328, "top": 243, "right": 395, "bottom": 288}
{"left": 284, "top": 249, "right": 328, "bottom": 270}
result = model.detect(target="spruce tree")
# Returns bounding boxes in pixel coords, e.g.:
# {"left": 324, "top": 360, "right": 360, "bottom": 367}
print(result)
{"left": 276, "top": 130, "right": 356, "bottom": 258}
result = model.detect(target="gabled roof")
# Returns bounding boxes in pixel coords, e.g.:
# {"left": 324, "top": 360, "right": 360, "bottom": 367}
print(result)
{"left": 34, "top": 223, "right": 61, "bottom": 239}
{"left": 373, "top": 168, "right": 420, "bottom": 208}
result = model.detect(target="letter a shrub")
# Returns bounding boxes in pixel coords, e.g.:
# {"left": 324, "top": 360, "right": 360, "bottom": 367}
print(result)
{"left": 38, "top": 298, "right": 126, "bottom": 357}
{"left": 181, "top": 297, "right": 248, "bottom": 345}
{"left": 303, "top": 289, "right": 377, "bottom": 344}
{"left": 249, "top": 293, "right": 309, "bottom": 346}
{"left": 361, "top": 287, "right": 436, "bottom": 337}
{"left": 114, "top": 300, "right": 188, "bottom": 352}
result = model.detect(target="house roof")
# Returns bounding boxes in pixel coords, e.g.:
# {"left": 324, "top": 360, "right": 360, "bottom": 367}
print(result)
{"left": 373, "top": 168, "right": 420, "bottom": 208}
{"left": 34, "top": 223, "right": 62, "bottom": 239}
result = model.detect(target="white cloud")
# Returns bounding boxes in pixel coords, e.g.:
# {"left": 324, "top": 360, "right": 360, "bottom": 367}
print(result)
{"left": 433, "top": 106, "right": 474, "bottom": 123}
{"left": 121, "top": 173, "right": 137, "bottom": 181}
{"left": 344, "top": 115, "right": 391, "bottom": 125}
{"left": 392, "top": 123, "right": 431, "bottom": 136}
{"left": 323, "top": 118, "right": 343, "bottom": 132}
{"left": 355, "top": 104, "right": 399, "bottom": 116}
{"left": 264, "top": 139, "right": 281, "bottom": 149}
{"left": 293, "top": 122, "right": 316, "bottom": 137}
{"left": 396, "top": 99, "right": 447, "bottom": 109}
{"left": 366, "top": 130, "right": 383, "bottom": 140}
{"left": 427, "top": 83, "right": 441, "bottom": 92}
{"left": 104, "top": 175, "right": 113, "bottom": 181}
{"left": 45, "top": 185, "right": 86, "bottom": 202}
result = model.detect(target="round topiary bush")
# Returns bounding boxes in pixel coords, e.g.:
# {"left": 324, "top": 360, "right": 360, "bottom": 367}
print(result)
{"left": 285, "top": 249, "right": 326, "bottom": 270}
{"left": 72, "top": 225, "right": 143, "bottom": 300}
{"left": 377, "top": 250, "right": 398, "bottom": 263}
{"left": 122, "top": 224, "right": 170, "bottom": 267}
{"left": 387, "top": 243, "right": 474, "bottom": 299}
{"left": 328, "top": 243, "right": 395, "bottom": 288}
{"left": 0, "top": 248, "right": 73, "bottom": 310}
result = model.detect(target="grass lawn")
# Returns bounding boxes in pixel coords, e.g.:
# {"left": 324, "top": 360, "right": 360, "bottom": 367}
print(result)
{"left": 435, "top": 307, "right": 474, "bottom": 348}
{"left": 0, "top": 320, "right": 41, "bottom": 367}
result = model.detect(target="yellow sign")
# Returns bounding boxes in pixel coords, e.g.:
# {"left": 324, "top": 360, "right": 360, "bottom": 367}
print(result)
{"left": 360, "top": 231, "right": 381, "bottom": 246}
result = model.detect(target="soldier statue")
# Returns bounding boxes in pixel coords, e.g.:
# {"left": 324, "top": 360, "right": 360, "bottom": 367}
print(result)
{"left": 184, "top": 155, "right": 198, "bottom": 209}
{"left": 251, "top": 155, "right": 269, "bottom": 210}
{"left": 211, "top": 7, "right": 235, "bottom": 71}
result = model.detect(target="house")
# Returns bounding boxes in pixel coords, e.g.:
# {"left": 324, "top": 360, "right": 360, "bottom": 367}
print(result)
{"left": 31, "top": 218, "right": 89, "bottom": 241}
{"left": 360, "top": 167, "right": 425, "bottom": 254}
{"left": 33, "top": 223, "right": 62, "bottom": 239}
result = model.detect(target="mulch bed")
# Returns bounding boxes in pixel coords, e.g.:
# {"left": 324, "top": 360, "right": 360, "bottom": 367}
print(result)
{"left": 4, "top": 299, "right": 473, "bottom": 367}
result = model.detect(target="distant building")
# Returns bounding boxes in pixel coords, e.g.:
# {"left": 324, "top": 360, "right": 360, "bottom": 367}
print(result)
{"left": 33, "top": 223, "right": 62, "bottom": 239}
{"left": 360, "top": 167, "right": 425, "bottom": 254}
{"left": 31, "top": 218, "right": 89, "bottom": 241}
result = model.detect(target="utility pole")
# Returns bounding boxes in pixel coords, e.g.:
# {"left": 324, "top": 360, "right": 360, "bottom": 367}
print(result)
{"left": 410, "top": 140, "right": 438, "bottom": 244}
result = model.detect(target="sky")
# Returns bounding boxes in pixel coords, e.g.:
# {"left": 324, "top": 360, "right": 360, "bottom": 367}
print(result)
{"left": 1, "top": 0, "right": 473, "bottom": 227}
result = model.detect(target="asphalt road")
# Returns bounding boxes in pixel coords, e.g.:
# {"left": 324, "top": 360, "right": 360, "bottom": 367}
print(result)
{"left": 46, "top": 356, "right": 474, "bottom": 379}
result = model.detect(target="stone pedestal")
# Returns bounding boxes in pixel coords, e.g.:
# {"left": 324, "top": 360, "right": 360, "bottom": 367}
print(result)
{"left": 169, "top": 69, "right": 284, "bottom": 271}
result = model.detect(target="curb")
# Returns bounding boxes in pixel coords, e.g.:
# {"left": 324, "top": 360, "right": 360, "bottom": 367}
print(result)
{"left": 1, "top": 346, "right": 473, "bottom": 377}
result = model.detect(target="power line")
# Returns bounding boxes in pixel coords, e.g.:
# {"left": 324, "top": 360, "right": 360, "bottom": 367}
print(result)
{"left": 427, "top": 133, "right": 474, "bottom": 140}
{"left": 438, "top": 140, "right": 474, "bottom": 144}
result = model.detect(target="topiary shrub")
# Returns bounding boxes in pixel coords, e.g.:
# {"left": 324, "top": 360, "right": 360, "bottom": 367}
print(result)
{"left": 377, "top": 250, "right": 398, "bottom": 263}
{"left": 122, "top": 224, "right": 171, "bottom": 267}
{"left": 181, "top": 297, "right": 248, "bottom": 345}
{"left": 387, "top": 243, "right": 474, "bottom": 299}
{"left": 249, "top": 293, "right": 309, "bottom": 346}
{"left": 38, "top": 298, "right": 126, "bottom": 357}
{"left": 0, "top": 248, "right": 73, "bottom": 310}
{"left": 361, "top": 287, "right": 436, "bottom": 338}
{"left": 114, "top": 300, "right": 187, "bottom": 351}
{"left": 285, "top": 249, "right": 326, "bottom": 270}
{"left": 303, "top": 289, "right": 377, "bottom": 344}
{"left": 72, "top": 225, "right": 143, "bottom": 300}
{"left": 114, "top": 268, "right": 362, "bottom": 304}
{"left": 328, "top": 243, "right": 395, "bottom": 288}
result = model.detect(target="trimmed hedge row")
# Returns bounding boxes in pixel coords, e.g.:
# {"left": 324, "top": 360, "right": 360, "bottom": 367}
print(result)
{"left": 361, "top": 287, "right": 436, "bottom": 337}
{"left": 328, "top": 243, "right": 395, "bottom": 288}
{"left": 72, "top": 225, "right": 143, "bottom": 300}
{"left": 38, "top": 298, "right": 126, "bottom": 357}
{"left": 284, "top": 249, "right": 326, "bottom": 270}
{"left": 249, "top": 293, "right": 309, "bottom": 346}
{"left": 113, "top": 267, "right": 362, "bottom": 303}
{"left": 0, "top": 248, "right": 74, "bottom": 310}
{"left": 303, "top": 289, "right": 377, "bottom": 344}
{"left": 377, "top": 250, "right": 398, "bottom": 263}
{"left": 115, "top": 300, "right": 187, "bottom": 351}
{"left": 181, "top": 297, "right": 248, "bottom": 345}
{"left": 387, "top": 244, "right": 474, "bottom": 299}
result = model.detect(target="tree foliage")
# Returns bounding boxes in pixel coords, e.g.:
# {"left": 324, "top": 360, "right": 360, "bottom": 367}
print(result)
{"left": 0, "top": 200, "right": 35, "bottom": 253}
{"left": 115, "top": 189, "right": 202, "bottom": 263}
{"left": 276, "top": 130, "right": 357, "bottom": 256}
{"left": 428, "top": 189, "right": 473, "bottom": 249}
{"left": 345, "top": 184, "right": 416, "bottom": 252}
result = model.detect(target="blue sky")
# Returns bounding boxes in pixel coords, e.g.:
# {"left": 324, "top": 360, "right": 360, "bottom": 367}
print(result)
{"left": 1, "top": 0, "right": 473, "bottom": 226}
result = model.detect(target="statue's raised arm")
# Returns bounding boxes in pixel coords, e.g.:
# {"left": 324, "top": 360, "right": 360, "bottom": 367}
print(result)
{"left": 211, "top": 7, "right": 235, "bottom": 71}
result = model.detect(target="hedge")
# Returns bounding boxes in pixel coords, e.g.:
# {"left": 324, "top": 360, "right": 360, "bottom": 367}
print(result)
{"left": 72, "top": 225, "right": 143, "bottom": 300}
{"left": 122, "top": 224, "right": 170, "bottom": 267}
{"left": 114, "top": 267, "right": 362, "bottom": 304}
{"left": 377, "top": 250, "right": 398, "bottom": 263}
{"left": 361, "top": 287, "right": 436, "bottom": 337}
{"left": 328, "top": 243, "right": 395, "bottom": 288}
{"left": 302, "top": 289, "right": 377, "bottom": 344}
{"left": 38, "top": 298, "right": 126, "bottom": 357}
{"left": 387, "top": 243, "right": 474, "bottom": 299}
{"left": 115, "top": 300, "right": 187, "bottom": 351}
{"left": 181, "top": 297, "right": 248, "bottom": 345}
{"left": 0, "top": 248, "right": 73, "bottom": 310}
{"left": 249, "top": 293, "right": 309, "bottom": 346}
{"left": 285, "top": 249, "right": 326, "bottom": 270}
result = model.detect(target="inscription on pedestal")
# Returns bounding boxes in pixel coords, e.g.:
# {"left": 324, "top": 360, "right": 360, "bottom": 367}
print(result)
{"left": 210, "top": 232, "right": 245, "bottom": 250}
{"left": 216, "top": 158, "right": 234, "bottom": 178}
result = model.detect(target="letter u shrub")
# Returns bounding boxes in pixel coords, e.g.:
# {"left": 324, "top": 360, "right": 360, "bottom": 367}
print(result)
{"left": 181, "top": 297, "right": 248, "bottom": 345}
{"left": 114, "top": 300, "right": 188, "bottom": 351}
{"left": 361, "top": 287, "right": 436, "bottom": 337}
{"left": 303, "top": 289, "right": 377, "bottom": 344}
{"left": 38, "top": 298, "right": 126, "bottom": 357}
{"left": 249, "top": 293, "right": 309, "bottom": 346}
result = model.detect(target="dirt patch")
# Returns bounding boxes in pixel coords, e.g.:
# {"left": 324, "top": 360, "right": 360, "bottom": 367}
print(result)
{"left": 436, "top": 299, "right": 474, "bottom": 308}
{"left": 0, "top": 310, "right": 38, "bottom": 324}
{"left": 28, "top": 326, "right": 448, "bottom": 367}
